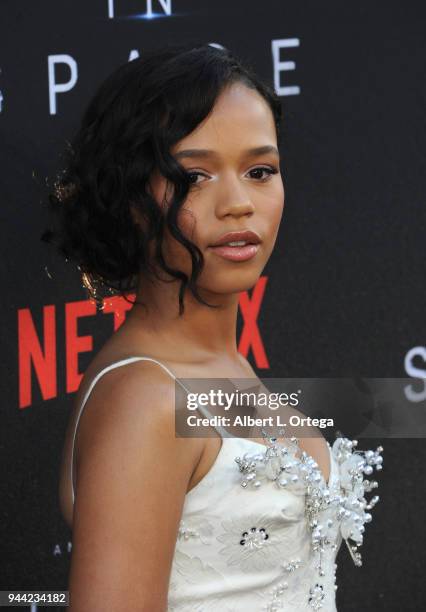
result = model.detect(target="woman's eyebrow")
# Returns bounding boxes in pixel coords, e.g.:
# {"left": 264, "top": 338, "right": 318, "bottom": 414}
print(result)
{"left": 174, "top": 145, "right": 279, "bottom": 160}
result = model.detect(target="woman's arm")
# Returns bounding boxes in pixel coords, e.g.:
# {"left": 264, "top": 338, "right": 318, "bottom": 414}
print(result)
{"left": 68, "top": 360, "right": 202, "bottom": 612}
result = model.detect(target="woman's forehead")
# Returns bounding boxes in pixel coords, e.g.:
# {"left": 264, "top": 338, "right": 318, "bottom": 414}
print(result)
{"left": 172, "top": 84, "right": 277, "bottom": 159}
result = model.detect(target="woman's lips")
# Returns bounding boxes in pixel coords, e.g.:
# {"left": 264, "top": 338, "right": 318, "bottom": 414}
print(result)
{"left": 208, "top": 244, "right": 260, "bottom": 262}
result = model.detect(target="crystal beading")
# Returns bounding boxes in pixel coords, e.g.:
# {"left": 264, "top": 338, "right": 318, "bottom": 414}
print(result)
{"left": 235, "top": 428, "right": 383, "bottom": 610}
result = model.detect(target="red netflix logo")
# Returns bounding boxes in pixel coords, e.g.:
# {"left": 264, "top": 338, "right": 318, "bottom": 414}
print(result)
{"left": 17, "top": 277, "right": 270, "bottom": 409}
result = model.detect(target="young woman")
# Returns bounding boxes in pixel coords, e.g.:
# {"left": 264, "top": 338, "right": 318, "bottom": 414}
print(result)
{"left": 43, "top": 43, "right": 383, "bottom": 611}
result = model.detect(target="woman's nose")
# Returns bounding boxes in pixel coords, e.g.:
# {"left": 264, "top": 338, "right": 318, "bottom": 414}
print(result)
{"left": 215, "top": 177, "right": 255, "bottom": 218}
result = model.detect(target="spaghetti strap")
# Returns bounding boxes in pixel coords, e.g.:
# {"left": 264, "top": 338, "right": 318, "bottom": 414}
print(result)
{"left": 69, "top": 355, "right": 228, "bottom": 505}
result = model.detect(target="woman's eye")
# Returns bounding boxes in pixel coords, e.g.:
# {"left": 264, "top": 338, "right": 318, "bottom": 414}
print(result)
{"left": 186, "top": 171, "right": 208, "bottom": 185}
{"left": 186, "top": 166, "right": 279, "bottom": 185}
{"left": 247, "top": 166, "right": 279, "bottom": 181}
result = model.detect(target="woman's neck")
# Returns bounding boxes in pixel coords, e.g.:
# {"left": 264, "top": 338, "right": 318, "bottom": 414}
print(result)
{"left": 124, "top": 276, "right": 241, "bottom": 361}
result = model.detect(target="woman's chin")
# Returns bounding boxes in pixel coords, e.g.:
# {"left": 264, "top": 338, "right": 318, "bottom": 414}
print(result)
{"left": 198, "top": 269, "right": 265, "bottom": 296}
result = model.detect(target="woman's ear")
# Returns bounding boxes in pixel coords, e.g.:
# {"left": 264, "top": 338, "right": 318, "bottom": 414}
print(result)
{"left": 129, "top": 173, "right": 161, "bottom": 230}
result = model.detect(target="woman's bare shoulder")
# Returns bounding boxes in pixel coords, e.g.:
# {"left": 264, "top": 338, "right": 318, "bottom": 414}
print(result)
{"left": 59, "top": 355, "right": 203, "bottom": 529}
{"left": 74, "top": 356, "right": 183, "bottom": 435}
{"left": 66, "top": 357, "right": 203, "bottom": 610}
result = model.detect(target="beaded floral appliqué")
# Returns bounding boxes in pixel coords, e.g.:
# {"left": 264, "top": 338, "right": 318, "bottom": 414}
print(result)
{"left": 234, "top": 429, "right": 383, "bottom": 610}
{"left": 217, "top": 513, "right": 298, "bottom": 572}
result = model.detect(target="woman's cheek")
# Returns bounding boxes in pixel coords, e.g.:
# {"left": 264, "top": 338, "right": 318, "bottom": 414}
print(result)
{"left": 265, "top": 184, "right": 285, "bottom": 229}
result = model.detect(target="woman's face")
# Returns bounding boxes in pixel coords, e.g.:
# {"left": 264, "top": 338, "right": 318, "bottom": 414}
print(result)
{"left": 148, "top": 81, "right": 285, "bottom": 297}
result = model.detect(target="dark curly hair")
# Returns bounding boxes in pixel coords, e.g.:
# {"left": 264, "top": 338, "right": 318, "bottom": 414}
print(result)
{"left": 41, "top": 42, "right": 283, "bottom": 315}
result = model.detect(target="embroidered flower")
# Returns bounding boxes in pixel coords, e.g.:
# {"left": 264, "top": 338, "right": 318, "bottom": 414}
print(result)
{"left": 217, "top": 513, "right": 304, "bottom": 572}
{"left": 308, "top": 583, "right": 325, "bottom": 610}
{"left": 239, "top": 526, "right": 270, "bottom": 548}
{"left": 260, "top": 558, "right": 327, "bottom": 612}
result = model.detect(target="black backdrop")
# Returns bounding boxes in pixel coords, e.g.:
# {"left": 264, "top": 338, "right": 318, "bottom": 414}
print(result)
{"left": 1, "top": 1, "right": 425, "bottom": 610}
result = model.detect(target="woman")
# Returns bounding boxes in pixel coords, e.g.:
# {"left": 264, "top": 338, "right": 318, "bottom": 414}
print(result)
{"left": 43, "top": 43, "right": 383, "bottom": 611}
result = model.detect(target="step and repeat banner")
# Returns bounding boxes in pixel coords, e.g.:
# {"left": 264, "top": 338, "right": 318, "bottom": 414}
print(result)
{"left": 1, "top": 1, "right": 425, "bottom": 610}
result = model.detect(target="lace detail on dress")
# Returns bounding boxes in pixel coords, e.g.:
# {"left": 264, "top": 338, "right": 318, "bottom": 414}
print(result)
{"left": 234, "top": 430, "right": 384, "bottom": 610}
{"left": 167, "top": 431, "right": 383, "bottom": 611}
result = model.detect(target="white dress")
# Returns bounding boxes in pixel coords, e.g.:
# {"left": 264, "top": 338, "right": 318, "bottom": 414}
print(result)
{"left": 69, "top": 356, "right": 383, "bottom": 611}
